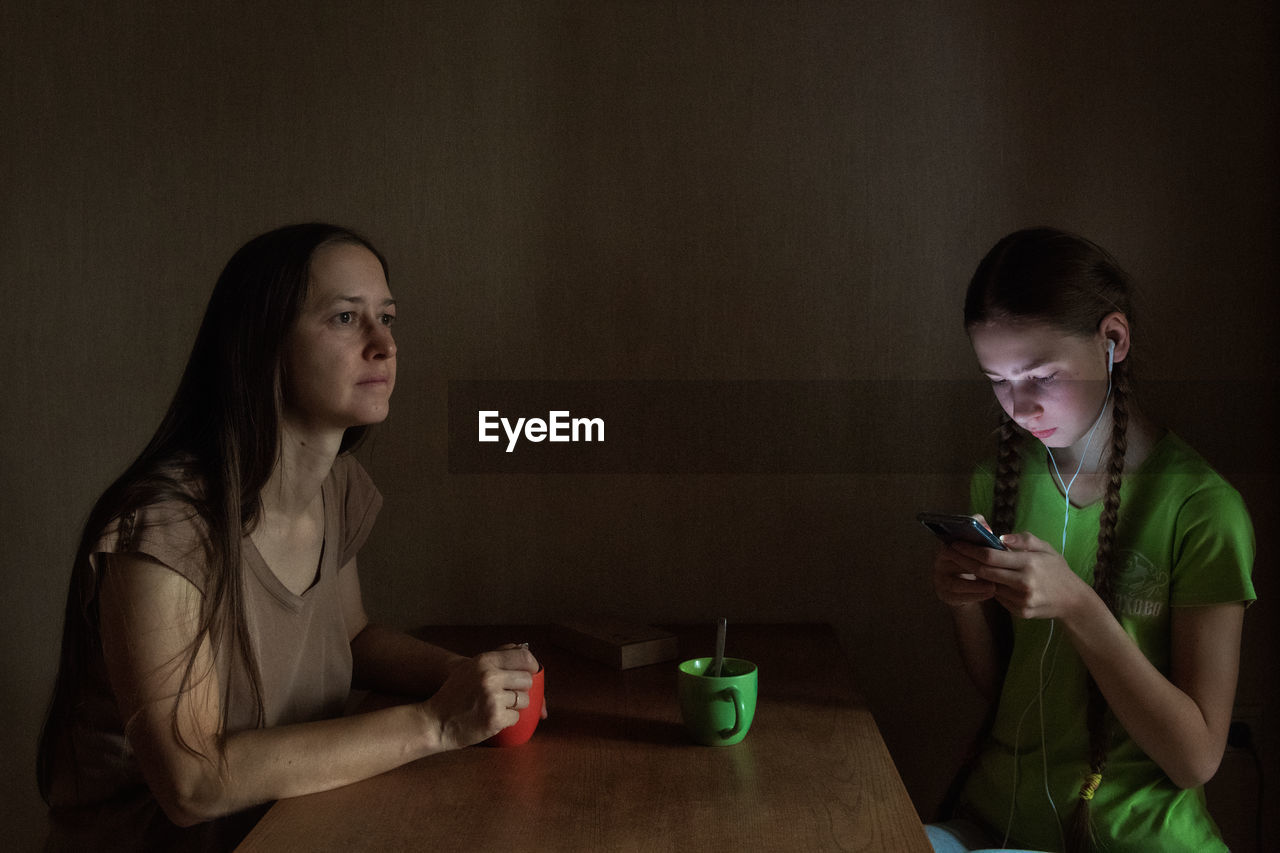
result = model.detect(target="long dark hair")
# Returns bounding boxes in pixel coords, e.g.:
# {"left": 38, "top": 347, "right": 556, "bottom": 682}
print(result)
{"left": 38, "top": 223, "right": 388, "bottom": 801}
{"left": 965, "top": 227, "right": 1134, "bottom": 853}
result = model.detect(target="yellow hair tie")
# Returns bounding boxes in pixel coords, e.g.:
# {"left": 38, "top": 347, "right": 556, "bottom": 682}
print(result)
{"left": 1080, "top": 773, "right": 1103, "bottom": 801}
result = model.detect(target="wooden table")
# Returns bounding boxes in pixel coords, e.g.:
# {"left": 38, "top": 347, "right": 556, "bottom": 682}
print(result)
{"left": 236, "top": 624, "right": 930, "bottom": 852}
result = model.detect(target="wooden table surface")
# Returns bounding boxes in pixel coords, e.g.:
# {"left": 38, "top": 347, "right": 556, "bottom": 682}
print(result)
{"left": 236, "top": 624, "right": 930, "bottom": 852}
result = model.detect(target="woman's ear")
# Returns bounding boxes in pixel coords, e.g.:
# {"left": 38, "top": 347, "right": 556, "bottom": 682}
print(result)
{"left": 1098, "top": 311, "right": 1131, "bottom": 366}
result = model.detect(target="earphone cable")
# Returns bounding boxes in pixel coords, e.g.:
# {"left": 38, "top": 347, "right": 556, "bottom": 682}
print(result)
{"left": 1002, "top": 618, "right": 1066, "bottom": 848}
{"left": 1004, "top": 346, "right": 1114, "bottom": 847}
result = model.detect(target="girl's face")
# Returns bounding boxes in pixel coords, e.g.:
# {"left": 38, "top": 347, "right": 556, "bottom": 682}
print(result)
{"left": 969, "top": 320, "right": 1113, "bottom": 450}
{"left": 281, "top": 242, "right": 397, "bottom": 435}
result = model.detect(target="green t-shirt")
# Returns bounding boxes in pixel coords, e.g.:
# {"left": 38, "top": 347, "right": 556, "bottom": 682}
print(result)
{"left": 960, "top": 431, "right": 1255, "bottom": 853}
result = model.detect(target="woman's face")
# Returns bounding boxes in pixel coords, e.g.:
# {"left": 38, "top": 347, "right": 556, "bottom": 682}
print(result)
{"left": 968, "top": 319, "right": 1113, "bottom": 450}
{"left": 281, "top": 241, "right": 397, "bottom": 435}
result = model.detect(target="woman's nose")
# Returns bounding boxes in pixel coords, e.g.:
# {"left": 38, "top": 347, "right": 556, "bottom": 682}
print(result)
{"left": 367, "top": 324, "right": 396, "bottom": 359}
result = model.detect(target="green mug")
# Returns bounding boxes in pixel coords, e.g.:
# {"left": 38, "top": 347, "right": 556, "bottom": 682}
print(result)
{"left": 677, "top": 657, "right": 758, "bottom": 746}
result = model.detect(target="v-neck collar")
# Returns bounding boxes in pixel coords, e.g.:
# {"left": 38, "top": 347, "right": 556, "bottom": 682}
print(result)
{"left": 243, "top": 476, "right": 332, "bottom": 611}
{"left": 1035, "top": 430, "right": 1173, "bottom": 511}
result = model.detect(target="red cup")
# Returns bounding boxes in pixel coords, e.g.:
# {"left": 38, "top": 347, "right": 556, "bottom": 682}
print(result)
{"left": 485, "top": 666, "right": 544, "bottom": 747}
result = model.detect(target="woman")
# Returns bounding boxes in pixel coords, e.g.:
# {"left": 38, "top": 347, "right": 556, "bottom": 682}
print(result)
{"left": 38, "top": 223, "right": 540, "bottom": 850}
{"left": 928, "top": 228, "right": 1255, "bottom": 852}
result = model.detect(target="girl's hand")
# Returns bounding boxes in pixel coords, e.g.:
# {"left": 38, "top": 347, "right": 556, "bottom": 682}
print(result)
{"left": 933, "top": 554, "right": 997, "bottom": 609}
{"left": 960, "top": 531, "right": 1093, "bottom": 621}
{"left": 932, "top": 515, "right": 998, "bottom": 607}
{"left": 421, "top": 647, "right": 540, "bottom": 751}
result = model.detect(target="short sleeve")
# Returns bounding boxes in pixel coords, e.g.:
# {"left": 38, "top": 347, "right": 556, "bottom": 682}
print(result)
{"left": 969, "top": 460, "right": 995, "bottom": 520}
{"left": 333, "top": 455, "right": 383, "bottom": 569}
{"left": 1170, "top": 484, "right": 1256, "bottom": 606}
{"left": 91, "top": 500, "right": 210, "bottom": 592}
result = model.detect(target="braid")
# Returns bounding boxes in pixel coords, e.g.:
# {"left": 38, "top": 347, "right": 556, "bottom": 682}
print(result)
{"left": 1066, "top": 361, "right": 1131, "bottom": 852}
{"left": 1094, "top": 363, "right": 1129, "bottom": 605}
{"left": 991, "top": 415, "right": 1023, "bottom": 536}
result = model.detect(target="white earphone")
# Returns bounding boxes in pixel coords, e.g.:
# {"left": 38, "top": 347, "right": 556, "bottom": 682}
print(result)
{"left": 1006, "top": 333, "right": 1119, "bottom": 851}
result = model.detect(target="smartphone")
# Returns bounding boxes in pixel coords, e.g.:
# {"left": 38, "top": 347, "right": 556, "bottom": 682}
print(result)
{"left": 916, "top": 512, "right": 1006, "bottom": 550}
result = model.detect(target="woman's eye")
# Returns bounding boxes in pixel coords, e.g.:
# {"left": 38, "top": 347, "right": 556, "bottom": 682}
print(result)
{"left": 335, "top": 312, "right": 354, "bottom": 325}
{"left": 1033, "top": 374, "right": 1057, "bottom": 386}
{"left": 381, "top": 313, "right": 396, "bottom": 326}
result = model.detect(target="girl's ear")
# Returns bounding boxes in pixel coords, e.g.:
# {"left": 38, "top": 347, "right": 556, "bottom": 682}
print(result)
{"left": 1098, "top": 311, "right": 1131, "bottom": 366}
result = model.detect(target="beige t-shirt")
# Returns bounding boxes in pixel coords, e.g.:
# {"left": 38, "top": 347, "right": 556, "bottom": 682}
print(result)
{"left": 45, "top": 454, "right": 382, "bottom": 851}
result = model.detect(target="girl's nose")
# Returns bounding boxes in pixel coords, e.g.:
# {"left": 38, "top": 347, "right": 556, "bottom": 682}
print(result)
{"left": 1009, "top": 382, "right": 1042, "bottom": 421}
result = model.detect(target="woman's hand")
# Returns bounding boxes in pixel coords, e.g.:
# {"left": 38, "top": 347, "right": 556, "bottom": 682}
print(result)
{"left": 958, "top": 530, "right": 1093, "bottom": 622}
{"left": 496, "top": 642, "right": 549, "bottom": 720}
{"left": 422, "top": 647, "right": 540, "bottom": 751}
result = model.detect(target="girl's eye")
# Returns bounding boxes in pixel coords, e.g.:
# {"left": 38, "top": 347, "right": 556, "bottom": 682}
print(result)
{"left": 1032, "top": 374, "right": 1057, "bottom": 386}
{"left": 988, "top": 378, "right": 1007, "bottom": 387}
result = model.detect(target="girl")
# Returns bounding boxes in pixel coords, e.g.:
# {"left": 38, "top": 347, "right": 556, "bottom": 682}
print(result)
{"left": 928, "top": 228, "right": 1255, "bottom": 852}
{"left": 38, "top": 223, "right": 541, "bottom": 851}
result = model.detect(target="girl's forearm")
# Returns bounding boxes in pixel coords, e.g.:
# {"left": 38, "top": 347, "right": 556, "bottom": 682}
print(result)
{"left": 1060, "top": 595, "right": 1237, "bottom": 788}
{"left": 950, "top": 601, "right": 1004, "bottom": 703}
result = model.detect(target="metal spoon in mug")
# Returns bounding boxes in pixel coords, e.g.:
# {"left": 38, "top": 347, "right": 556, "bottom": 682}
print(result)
{"left": 710, "top": 617, "right": 727, "bottom": 677}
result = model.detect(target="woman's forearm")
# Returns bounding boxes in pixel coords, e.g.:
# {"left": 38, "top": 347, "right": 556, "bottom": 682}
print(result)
{"left": 149, "top": 701, "right": 442, "bottom": 826}
{"left": 148, "top": 643, "right": 537, "bottom": 827}
{"left": 350, "top": 623, "right": 468, "bottom": 696}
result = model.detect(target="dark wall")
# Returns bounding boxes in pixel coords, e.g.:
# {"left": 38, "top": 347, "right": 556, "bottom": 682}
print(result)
{"left": 2, "top": 2, "right": 1275, "bottom": 848}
